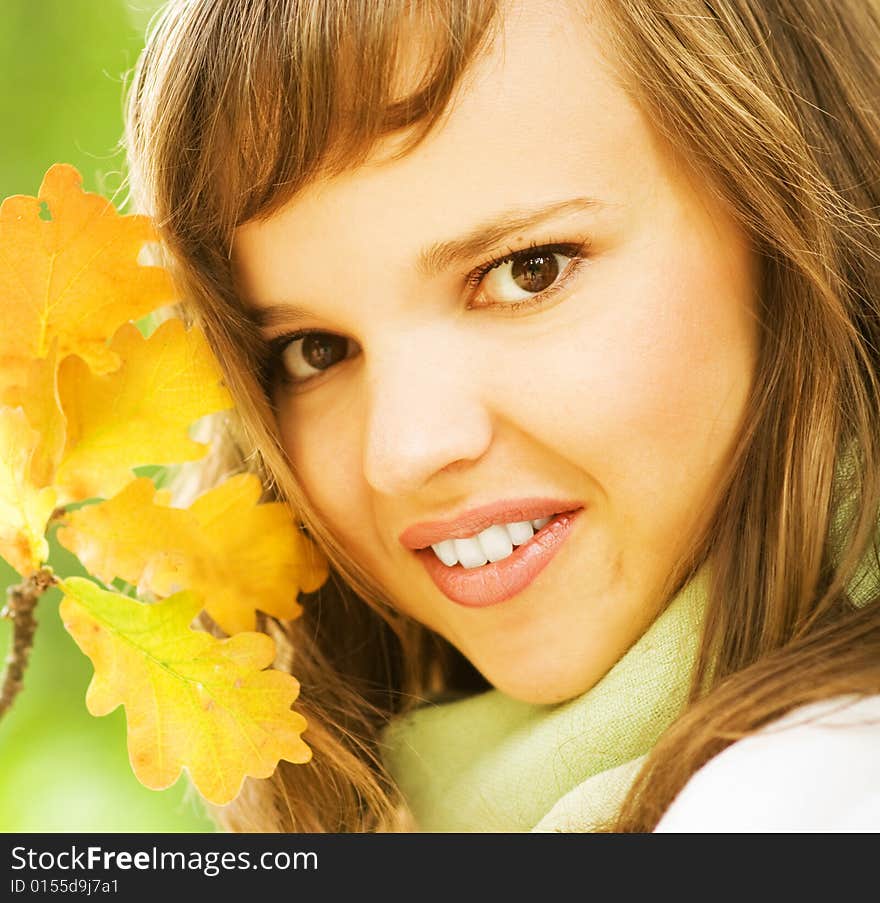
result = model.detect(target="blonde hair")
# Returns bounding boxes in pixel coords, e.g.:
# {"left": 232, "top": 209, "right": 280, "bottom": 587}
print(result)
{"left": 126, "top": 0, "right": 880, "bottom": 832}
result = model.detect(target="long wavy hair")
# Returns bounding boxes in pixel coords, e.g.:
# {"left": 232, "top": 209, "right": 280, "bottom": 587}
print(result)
{"left": 125, "top": 0, "right": 880, "bottom": 832}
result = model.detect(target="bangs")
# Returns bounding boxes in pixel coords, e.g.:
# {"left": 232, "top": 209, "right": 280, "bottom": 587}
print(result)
{"left": 128, "top": 0, "right": 499, "bottom": 252}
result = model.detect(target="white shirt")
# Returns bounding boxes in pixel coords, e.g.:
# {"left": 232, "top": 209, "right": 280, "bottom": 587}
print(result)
{"left": 654, "top": 694, "right": 880, "bottom": 832}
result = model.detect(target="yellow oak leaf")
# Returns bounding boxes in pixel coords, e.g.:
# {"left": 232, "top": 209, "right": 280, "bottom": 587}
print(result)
{"left": 54, "top": 319, "right": 233, "bottom": 503}
{"left": 57, "top": 478, "right": 193, "bottom": 588}
{"left": 0, "top": 343, "right": 65, "bottom": 488}
{"left": 58, "top": 577, "right": 312, "bottom": 805}
{"left": 0, "top": 407, "right": 57, "bottom": 576}
{"left": 184, "top": 473, "right": 329, "bottom": 633}
{"left": 57, "top": 475, "right": 329, "bottom": 635}
{"left": 0, "top": 164, "right": 173, "bottom": 376}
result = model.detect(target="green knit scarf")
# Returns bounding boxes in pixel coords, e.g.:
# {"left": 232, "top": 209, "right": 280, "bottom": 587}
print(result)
{"left": 380, "top": 451, "right": 879, "bottom": 832}
{"left": 380, "top": 561, "right": 709, "bottom": 832}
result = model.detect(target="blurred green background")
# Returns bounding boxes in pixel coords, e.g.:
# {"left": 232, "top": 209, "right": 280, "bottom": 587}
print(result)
{"left": 0, "top": 0, "right": 214, "bottom": 831}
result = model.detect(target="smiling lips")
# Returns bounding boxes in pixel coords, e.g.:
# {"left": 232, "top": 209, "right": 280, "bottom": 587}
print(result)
{"left": 399, "top": 499, "right": 584, "bottom": 608}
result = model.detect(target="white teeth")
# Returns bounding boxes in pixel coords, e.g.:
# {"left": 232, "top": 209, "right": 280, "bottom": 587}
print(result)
{"left": 430, "top": 539, "right": 458, "bottom": 567}
{"left": 506, "top": 520, "right": 535, "bottom": 545}
{"left": 453, "top": 537, "right": 489, "bottom": 569}
{"left": 477, "top": 524, "right": 514, "bottom": 562}
{"left": 427, "top": 514, "right": 559, "bottom": 568}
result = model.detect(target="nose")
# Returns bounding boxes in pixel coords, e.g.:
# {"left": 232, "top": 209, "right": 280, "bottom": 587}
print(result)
{"left": 361, "top": 331, "right": 494, "bottom": 496}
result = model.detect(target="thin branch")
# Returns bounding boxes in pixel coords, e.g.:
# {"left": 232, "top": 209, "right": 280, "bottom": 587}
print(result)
{"left": 0, "top": 567, "right": 56, "bottom": 720}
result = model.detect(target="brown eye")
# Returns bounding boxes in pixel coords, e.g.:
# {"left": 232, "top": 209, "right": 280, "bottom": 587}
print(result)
{"left": 511, "top": 252, "right": 560, "bottom": 293}
{"left": 479, "top": 249, "right": 574, "bottom": 305}
{"left": 301, "top": 334, "right": 348, "bottom": 370}
{"left": 280, "top": 332, "right": 355, "bottom": 383}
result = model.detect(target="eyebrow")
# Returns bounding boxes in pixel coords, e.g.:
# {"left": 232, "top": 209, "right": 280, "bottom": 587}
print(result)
{"left": 415, "top": 196, "right": 601, "bottom": 277}
{"left": 247, "top": 195, "right": 602, "bottom": 330}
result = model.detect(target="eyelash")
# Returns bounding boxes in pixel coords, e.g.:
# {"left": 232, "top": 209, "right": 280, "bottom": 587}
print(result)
{"left": 464, "top": 238, "right": 590, "bottom": 313}
{"left": 262, "top": 238, "right": 591, "bottom": 390}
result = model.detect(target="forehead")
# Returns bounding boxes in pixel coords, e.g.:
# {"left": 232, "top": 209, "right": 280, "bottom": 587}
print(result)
{"left": 233, "top": 0, "right": 652, "bottom": 291}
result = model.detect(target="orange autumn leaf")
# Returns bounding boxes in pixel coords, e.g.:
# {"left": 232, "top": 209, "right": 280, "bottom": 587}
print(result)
{"left": 59, "top": 577, "right": 312, "bottom": 805}
{"left": 184, "top": 473, "right": 328, "bottom": 632}
{"left": 0, "top": 407, "right": 57, "bottom": 576}
{"left": 0, "top": 164, "right": 173, "bottom": 377}
{"left": 0, "top": 162, "right": 324, "bottom": 803}
{"left": 54, "top": 320, "right": 233, "bottom": 503}
{"left": 0, "top": 166, "right": 327, "bottom": 804}
{"left": 0, "top": 343, "right": 65, "bottom": 488}
{"left": 57, "top": 478, "right": 192, "bottom": 591}
{"left": 58, "top": 475, "right": 329, "bottom": 635}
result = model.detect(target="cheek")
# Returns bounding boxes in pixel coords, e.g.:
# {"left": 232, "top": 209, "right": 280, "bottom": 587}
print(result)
{"left": 277, "top": 401, "right": 373, "bottom": 549}
{"left": 510, "top": 227, "right": 756, "bottom": 541}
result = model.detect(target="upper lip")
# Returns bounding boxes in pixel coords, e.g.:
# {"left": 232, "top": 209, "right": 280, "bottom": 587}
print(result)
{"left": 399, "top": 498, "right": 585, "bottom": 550}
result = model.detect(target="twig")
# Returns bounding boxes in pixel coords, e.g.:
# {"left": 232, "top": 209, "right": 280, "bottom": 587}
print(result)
{"left": 0, "top": 567, "right": 56, "bottom": 720}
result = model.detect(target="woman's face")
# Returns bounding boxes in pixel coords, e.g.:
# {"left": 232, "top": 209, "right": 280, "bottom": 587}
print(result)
{"left": 233, "top": 0, "right": 759, "bottom": 704}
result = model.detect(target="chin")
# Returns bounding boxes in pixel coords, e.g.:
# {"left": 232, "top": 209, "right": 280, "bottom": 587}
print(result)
{"left": 482, "top": 664, "right": 600, "bottom": 706}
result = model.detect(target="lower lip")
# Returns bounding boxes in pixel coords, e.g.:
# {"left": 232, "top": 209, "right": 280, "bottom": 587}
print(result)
{"left": 414, "top": 509, "right": 583, "bottom": 608}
